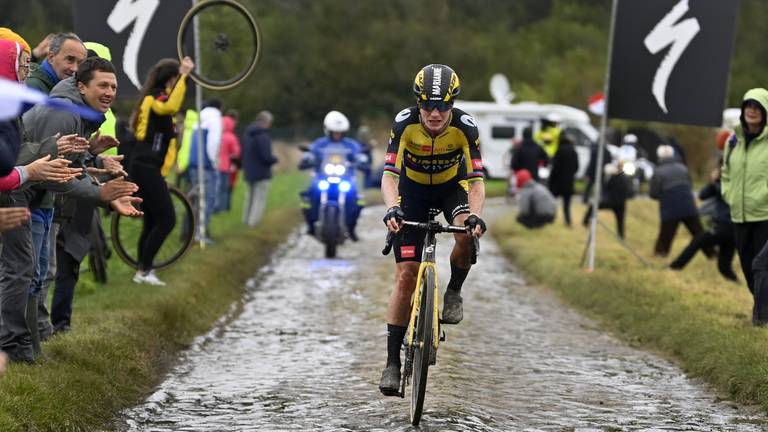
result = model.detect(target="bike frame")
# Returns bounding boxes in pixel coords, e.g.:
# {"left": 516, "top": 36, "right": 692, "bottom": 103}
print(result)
{"left": 405, "top": 226, "right": 441, "bottom": 354}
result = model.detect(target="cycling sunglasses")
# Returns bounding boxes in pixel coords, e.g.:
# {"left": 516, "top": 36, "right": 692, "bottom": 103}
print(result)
{"left": 418, "top": 99, "right": 454, "bottom": 112}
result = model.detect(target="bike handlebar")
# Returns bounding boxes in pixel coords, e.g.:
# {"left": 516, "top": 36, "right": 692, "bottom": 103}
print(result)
{"left": 382, "top": 220, "right": 480, "bottom": 263}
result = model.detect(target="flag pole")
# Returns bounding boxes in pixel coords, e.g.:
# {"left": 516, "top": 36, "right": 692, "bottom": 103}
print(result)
{"left": 193, "top": 0, "right": 207, "bottom": 248}
{"left": 587, "top": 0, "right": 619, "bottom": 272}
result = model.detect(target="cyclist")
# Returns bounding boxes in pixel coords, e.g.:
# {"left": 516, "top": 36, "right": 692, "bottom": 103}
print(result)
{"left": 379, "top": 64, "right": 486, "bottom": 396}
{"left": 129, "top": 56, "right": 194, "bottom": 286}
{"left": 299, "top": 110, "right": 365, "bottom": 240}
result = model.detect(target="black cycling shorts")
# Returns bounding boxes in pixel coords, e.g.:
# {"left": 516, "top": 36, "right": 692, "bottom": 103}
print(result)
{"left": 393, "top": 179, "right": 470, "bottom": 263}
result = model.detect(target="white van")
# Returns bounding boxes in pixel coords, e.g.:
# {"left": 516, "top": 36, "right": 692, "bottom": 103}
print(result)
{"left": 453, "top": 100, "right": 599, "bottom": 179}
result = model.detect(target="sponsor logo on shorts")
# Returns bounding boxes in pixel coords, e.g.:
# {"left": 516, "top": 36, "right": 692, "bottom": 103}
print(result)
{"left": 400, "top": 245, "right": 416, "bottom": 258}
{"left": 385, "top": 152, "right": 397, "bottom": 164}
{"left": 472, "top": 159, "right": 483, "bottom": 170}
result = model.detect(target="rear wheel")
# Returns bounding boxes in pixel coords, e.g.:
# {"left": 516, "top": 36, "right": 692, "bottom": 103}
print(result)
{"left": 410, "top": 267, "right": 435, "bottom": 426}
{"left": 111, "top": 184, "right": 196, "bottom": 270}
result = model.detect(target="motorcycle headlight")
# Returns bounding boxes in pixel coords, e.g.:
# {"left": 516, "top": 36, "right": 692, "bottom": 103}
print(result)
{"left": 339, "top": 181, "right": 352, "bottom": 192}
{"left": 622, "top": 162, "right": 636, "bottom": 176}
{"left": 323, "top": 163, "right": 346, "bottom": 176}
{"left": 318, "top": 180, "right": 330, "bottom": 191}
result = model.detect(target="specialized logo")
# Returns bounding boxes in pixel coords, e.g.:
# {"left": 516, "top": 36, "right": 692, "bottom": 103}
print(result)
{"left": 107, "top": 0, "right": 161, "bottom": 90}
{"left": 643, "top": 0, "right": 700, "bottom": 114}
{"left": 400, "top": 245, "right": 416, "bottom": 258}
{"left": 431, "top": 67, "right": 443, "bottom": 97}
{"left": 395, "top": 108, "right": 411, "bottom": 123}
{"left": 460, "top": 114, "right": 477, "bottom": 128}
{"left": 424, "top": 245, "right": 434, "bottom": 254}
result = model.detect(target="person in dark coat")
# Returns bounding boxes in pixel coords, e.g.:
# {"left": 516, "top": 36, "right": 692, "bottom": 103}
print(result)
{"left": 241, "top": 110, "right": 277, "bottom": 227}
{"left": 582, "top": 162, "right": 633, "bottom": 239}
{"left": 582, "top": 142, "right": 612, "bottom": 204}
{"left": 548, "top": 133, "right": 579, "bottom": 226}
{"left": 649, "top": 145, "right": 706, "bottom": 257}
{"left": 669, "top": 162, "right": 737, "bottom": 281}
{"left": 511, "top": 127, "right": 548, "bottom": 181}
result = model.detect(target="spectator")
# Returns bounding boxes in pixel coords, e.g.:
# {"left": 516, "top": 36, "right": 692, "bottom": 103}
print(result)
{"left": 548, "top": 133, "right": 579, "bottom": 226}
{"left": 17, "top": 57, "right": 141, "bottom": 357}
{"left": 582, "top": 162, "right": 633, "bottom": 239}
{"left": 241, "top": 110, "right": 276, "bottom": 227}
{"left": 582, "top": 141, "right": 612, "bottom": 204}
{"left": 534, "top": 113, "right": 562, "bottom": 158}
{"left": 515, "top": 169, "right": 556, "bottom": 229}
{"left": 511, "top": 127, "right": 548, "bottom": 181}
{"left": 128, "top": 57, "right": 193, "bottom": 286}
{"left": 24, "top": 32, "right": 86, "bottom": 94}
{"left": 669, "top": 162, "right": 737, "bottom": 281}
{"left": 356, "top": 125, "right": 375, "bottom": 188}
{"left": 649, "top": 145, "right": 706, "bottom": 257}
{"left": 22, "top": 32, "right": 86, "bottom": 342}
{"left": 188, "top": 99, "right": 223, "bottom": 243}
{"left": 215, "top": 113, "right": 240, "bottom": 213}
{"left": 721, "top": 89, "right": 768, "bottom": 325}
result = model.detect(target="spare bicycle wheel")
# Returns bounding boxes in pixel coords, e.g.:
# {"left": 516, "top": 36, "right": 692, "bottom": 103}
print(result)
{"left": 177, "top": 0, "right": 261, "bottom": 90}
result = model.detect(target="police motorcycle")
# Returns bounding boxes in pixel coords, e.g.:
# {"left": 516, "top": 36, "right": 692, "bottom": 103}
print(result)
{"left": 299, "top": 111, "right": 368, "bottom": 258}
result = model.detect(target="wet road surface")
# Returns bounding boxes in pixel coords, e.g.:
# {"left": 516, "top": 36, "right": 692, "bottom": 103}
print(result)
{"left": 122, "top": 199, "right": 768, "bottom": 431}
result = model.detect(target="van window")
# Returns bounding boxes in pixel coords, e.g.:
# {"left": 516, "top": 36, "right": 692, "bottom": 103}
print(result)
{"left": 562, "top": 127, "right": 593, "bottom": 148}
{"left": 491, "top": 126, "right": 516, "bottom": 139}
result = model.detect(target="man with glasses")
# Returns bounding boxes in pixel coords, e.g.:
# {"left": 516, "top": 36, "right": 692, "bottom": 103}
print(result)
{"left": 379, "top": 64, "right": 487, "bottom": 395}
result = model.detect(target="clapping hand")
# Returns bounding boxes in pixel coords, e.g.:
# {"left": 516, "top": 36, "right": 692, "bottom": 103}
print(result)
{"left": 56, "top": 133, "right": 89, "bottom": 156}
{"left": 26, "top": 155, "right": 82, "bottom": 183}
{"left": 88, "top": 132, "right": 120, "bottom": 155}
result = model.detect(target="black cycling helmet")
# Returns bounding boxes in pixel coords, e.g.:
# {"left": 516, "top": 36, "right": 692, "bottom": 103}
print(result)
{"left": 413, "top": 64, "right": 460, "bottom": 112}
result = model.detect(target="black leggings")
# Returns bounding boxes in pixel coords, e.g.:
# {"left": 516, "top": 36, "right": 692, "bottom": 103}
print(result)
{"left": 132, "top": 164, "right": 176, "bottom": 271}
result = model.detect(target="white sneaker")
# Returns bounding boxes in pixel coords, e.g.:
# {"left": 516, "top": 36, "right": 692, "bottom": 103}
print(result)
{"left": 132, "top": 270, "right": 167, "bottom": 286}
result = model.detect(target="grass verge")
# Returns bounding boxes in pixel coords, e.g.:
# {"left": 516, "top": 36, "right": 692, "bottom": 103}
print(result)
{"left": 0, "top": 172, "right": 306, "bottom": 431}
{"left": 493, "top": 198, "right": 768, "bottom": 410}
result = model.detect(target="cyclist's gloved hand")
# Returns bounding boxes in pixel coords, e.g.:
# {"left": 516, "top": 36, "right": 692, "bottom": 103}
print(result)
{"left": 464, "top": 213, "right": 487, "bottom": 236}
{"left": 383, "top": 205, "right": 405, "bottom": 230}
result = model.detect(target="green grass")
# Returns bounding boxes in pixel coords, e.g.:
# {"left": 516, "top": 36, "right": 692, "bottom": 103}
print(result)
{"left": 493, "top": 199, "right": 768, "bottom": 410}
{"left": 0, "top": 172, "right": 306, "bottom": 431}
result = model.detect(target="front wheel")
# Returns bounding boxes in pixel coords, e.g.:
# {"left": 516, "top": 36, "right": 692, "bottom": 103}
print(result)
{"left": 410, "top": 267, "right": 435, "bottom": 426}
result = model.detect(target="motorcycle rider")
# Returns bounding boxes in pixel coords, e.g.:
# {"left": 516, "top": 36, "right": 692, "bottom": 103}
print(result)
{"left": 299, "top": 110, "right": 365, "bottom": 241}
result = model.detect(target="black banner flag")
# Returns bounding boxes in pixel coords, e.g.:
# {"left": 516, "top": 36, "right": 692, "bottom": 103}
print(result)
{"left": 607, "top": 0, "right": 740, "bottom": 127}
{"left": 73, "top": 0, "right": 193, "bottom": 98}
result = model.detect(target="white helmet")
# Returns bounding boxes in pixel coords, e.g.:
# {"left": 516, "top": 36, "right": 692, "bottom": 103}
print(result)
{"left": 622, "top": 133, "right": 638, "bottom": 145}
{"left": 323, "top": 110, "right": 350, "bottom": 135}
{"left": 545, "top": 113, "right": 562, "bottom": 123}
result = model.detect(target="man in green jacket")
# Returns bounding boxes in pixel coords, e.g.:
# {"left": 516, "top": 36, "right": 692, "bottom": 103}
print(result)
{"left": 721, "top": 88, "right": 768, "bottom": 326}
{"left": 25, "top": 33, "right": 86, "bottom": 95}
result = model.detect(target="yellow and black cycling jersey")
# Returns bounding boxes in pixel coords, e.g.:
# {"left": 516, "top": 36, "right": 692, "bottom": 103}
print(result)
{"left": 132, "top": 75, "right": 187, "bottom": 175}
{"left": 384, "top": 106, "right": 484, "bottom": 185}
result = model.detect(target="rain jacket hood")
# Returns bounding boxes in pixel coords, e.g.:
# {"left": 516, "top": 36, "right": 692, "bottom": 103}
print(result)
{"left": 739, "top": 87, "right": 768, "bottom": 140}
{"left": 0, "top": 39, "right": 21, "bottom": 82}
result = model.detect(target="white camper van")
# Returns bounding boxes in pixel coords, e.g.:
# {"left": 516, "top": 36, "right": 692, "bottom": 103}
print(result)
{"left": 453, "top": 99, "right": 599, "bottom": 179}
